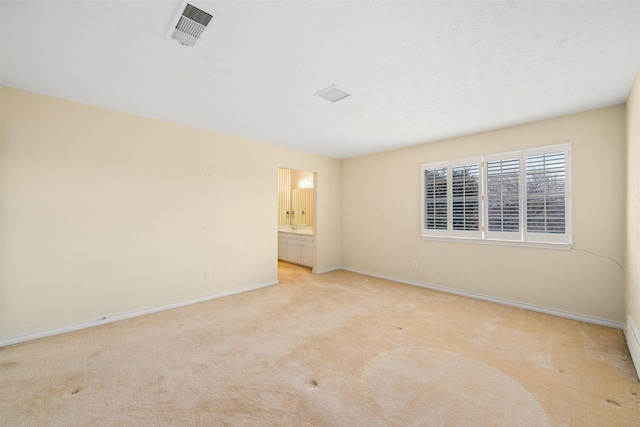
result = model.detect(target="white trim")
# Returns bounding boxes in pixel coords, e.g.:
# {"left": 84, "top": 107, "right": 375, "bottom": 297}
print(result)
{"left": 624, "top": 316, "right": 640, "bottom": 380}
{"left": 312, "top": 266, "right": 342, "bottom": 274}
{"left": 420, "top": 235, "right": 573, "bottom": 250}
{"left": 0, "top": 280, "right": 278, "bottom": 347}
{"left": 342, "top": 267, "right": 623, "bottom": 330}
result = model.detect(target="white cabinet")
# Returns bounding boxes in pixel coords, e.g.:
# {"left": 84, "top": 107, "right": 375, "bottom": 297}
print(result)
{"left": 300, "top": 239, "right": 313, "bottom": 266}
{"left": 286, "top": 238, "right": 301, "bottom": 263}
{"left": 278, "top": 237, "right": 288, "bottom": 261}
{"left": 278, "top": 232, "right": 313, "bottom": 267}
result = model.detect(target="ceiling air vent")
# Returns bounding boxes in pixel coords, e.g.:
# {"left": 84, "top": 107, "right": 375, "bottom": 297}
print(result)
{"left": 315, "top": 85, "right": 350, "bottom": 103}
{"left": 169, "top": 3, "right": 213, "bottom": 47}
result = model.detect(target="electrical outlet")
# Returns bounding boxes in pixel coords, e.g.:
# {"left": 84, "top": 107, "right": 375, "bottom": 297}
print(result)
{"left": 412, "top": 261, "right": 418, "bottom": 269}
{"left": 204, "top": 270, "right": 212, "bottom": 280}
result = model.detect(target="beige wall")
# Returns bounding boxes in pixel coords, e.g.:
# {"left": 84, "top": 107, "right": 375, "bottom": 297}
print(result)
{"left": 0, "top": 86, "right": 342, "bottom": 341}
{"left": 342, "top": 105, "right": 627, "bottom": 323}
{"left": 0, "top": 84, "right": 632, "bottom": 342}
{"left": 626, "top": 69, "right": 640, "bottom": 370}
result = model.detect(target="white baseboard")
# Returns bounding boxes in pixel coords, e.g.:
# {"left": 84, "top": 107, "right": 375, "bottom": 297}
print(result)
{"left": 342, "top": 267, "right": 625, "bottom": 330}
{"left": 624, "top": 316, "right": 640, "bottom": 380}
{"left": 313, "top": 266, "right": 342, "bottom": 274}
{"left": 0, "top": 279, "right": 278, "bottom": 347}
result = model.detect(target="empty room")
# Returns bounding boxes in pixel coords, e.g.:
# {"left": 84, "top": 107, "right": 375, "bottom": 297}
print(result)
{"left": 1, "top": 1, "right": 640, "bottom": 425}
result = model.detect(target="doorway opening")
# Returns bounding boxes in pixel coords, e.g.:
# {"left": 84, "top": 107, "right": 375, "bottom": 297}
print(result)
{"left": 277, "top": 168, "right": 316, "bottom": 273}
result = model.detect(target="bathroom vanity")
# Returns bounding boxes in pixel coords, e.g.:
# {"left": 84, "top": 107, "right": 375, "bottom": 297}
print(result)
{"left": 278, "top": 229, "right": 313, "bottom": 267}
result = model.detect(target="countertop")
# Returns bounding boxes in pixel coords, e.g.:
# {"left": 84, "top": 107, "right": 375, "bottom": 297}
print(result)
{"left": 278, "top": 228, "right": 314, "bottom": 236}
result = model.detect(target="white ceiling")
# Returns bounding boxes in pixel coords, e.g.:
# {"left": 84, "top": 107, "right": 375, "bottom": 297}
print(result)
{"left": 2, "top": 1, "right": 639, "bottom": 159}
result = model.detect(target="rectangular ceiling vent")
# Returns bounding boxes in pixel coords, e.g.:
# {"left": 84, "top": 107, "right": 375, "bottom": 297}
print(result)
{"left": 315, "top": 85, "right": 350, "bottom": 103}
{"left": 170, "top": 3, "right": 213, "bottom": 47}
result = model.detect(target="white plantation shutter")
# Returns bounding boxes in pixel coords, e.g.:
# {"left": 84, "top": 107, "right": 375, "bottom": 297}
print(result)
{"left": 422, "top": 163, "right": 448, "bottom": 236}
{"left": 525, "top": 146, "right": 571, "bottom": 244}
{"left": 450, "top": 161, "right": 481, "bottom": 238}
{"left": 485, "top": 154, "right": 522, "bottom": 241}
{"left": 420, "top": 143, "right": 571, "bottom": 247}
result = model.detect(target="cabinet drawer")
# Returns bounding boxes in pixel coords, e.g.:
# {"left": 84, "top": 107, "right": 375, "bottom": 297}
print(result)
{"left": 278, "top": 232, "right": 313, "bottom": 243}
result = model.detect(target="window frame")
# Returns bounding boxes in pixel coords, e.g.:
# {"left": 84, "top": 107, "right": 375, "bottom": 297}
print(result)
{"left": 420, "top": 143, "right": 572, "bottom": 249}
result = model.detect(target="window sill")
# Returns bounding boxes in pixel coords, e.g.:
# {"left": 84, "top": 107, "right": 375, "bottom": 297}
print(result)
{"left": 420, "top": 235, "right": 573, "bottom": 250}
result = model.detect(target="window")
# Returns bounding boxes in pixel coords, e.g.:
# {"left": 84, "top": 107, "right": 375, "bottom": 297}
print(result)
{"left": 485, "top": 153, "right": 521, "bottom": 242}
{"left": 421, "top": 143, "right": 571, "bottom": 248}
{"left": 423, "top": 163, "right": 448, "bottom": 234}
{"left": 451, "top": 162, "right": 480, "bottom": 231}
{"left": 525, "top": 149, "right": 567, "bottom": 240}
{"left": 450, "top": 160, "right": 482, "bottom": 239}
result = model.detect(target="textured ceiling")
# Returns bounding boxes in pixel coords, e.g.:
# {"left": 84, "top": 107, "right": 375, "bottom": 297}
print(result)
{"left": 2, "top": 1, "right": 639, "bottom": 159}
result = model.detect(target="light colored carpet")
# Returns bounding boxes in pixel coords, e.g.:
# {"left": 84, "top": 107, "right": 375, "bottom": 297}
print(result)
{"left": 1, "top": 261, "right": 639, "bottom": 426}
